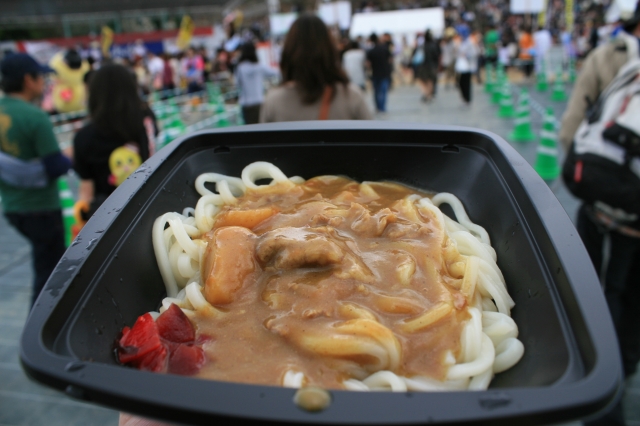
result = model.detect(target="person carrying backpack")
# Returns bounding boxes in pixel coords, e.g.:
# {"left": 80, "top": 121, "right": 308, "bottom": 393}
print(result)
{"left": 560, "top": 5, "right": 640, "bottom": 426}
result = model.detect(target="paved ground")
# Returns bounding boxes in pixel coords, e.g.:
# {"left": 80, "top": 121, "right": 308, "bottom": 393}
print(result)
{"left": 0, "top": 65, "right": 636, "bottom": 425}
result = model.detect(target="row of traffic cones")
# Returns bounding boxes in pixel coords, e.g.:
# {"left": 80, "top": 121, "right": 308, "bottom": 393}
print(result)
{"left": 488, "top": 65, "right": 568, "bottom": 105}
{"left": 535, "top": 60, "right": 573, "bottom": 99}
{"left": 155, "top": 83, "right": 236, "bottom": 150}
{"left": 507, "top": 90, "right": 561, "bottom": 180}
{"left": 484, "top": 65, "right": 563, "bottom": 181}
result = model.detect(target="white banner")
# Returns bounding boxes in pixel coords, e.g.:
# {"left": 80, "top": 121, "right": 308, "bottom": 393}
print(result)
{"left": 510, "top": 0, "right": 545, "bottom": 14}
{"left": 269, "top": 13, "right": 298, "bottom": 36}
{"left": 350, "top": 7, "right": 444, "bottom": 38}
{"left": 23, "top": 41, "right": 62, "bottom": 65}
{"left": 0, "top": 41, "right": 19, "bottom": 57}
{"left": 163, "top": 34, "right": 218, "bottom": 56}
{"left": 318, "top": 2, "right": 352, "bottom": 30}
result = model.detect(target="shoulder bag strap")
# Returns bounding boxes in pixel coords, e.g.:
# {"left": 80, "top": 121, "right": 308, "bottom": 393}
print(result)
{"left": 318, "top": 86, "right": 333, "bottom": 120}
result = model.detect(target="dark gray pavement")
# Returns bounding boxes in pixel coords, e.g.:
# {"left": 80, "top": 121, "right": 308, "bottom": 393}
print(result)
{"left": 0, "top": 64, "right": 636, "bottom": 425}
{"left": 0, "top": 213, "right": 120, "bottom": 426}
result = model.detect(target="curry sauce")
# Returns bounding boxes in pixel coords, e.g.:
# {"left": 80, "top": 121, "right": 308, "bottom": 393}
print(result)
{"left": 192, "top": 176, "right": 469, "bottom": 389}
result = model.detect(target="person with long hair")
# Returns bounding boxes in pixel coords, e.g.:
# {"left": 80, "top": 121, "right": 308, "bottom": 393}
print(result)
{"left": 73, "top": 64, "right": 151, "bottom": 219}
{"left": 260, "top": 14, "right": 371, "bottom": 122}
{"left": 235, "top": 42, "right": 279, "bottom": 124}
{"left": 415, "top": 30, "right": 440, "bottom": 102}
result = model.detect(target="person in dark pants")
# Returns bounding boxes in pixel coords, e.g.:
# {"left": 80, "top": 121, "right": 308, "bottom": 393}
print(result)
{"left": 0, "top": 54, "right": 71, "bottom": 307}
{"left": 455, "top": 25, "right": 478, "bottom": 105}
{"left": 577, "top": 204, "right": 639, "bottom": 426}
{"left": 5, "top": 212, "right": 66, "bottom": 306}
{"left": 457, "top": 72, "right": 472, "bottom": 103}
{"left": 577, "top": 205, "right": 640, "bottom": 379}
{"left": 366, "top": 33, "right": 392, "bottom": 112}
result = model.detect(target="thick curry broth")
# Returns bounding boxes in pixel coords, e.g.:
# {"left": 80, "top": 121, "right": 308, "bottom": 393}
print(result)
{"left": 193, "top": 177, "right": 469, "bottom": 388}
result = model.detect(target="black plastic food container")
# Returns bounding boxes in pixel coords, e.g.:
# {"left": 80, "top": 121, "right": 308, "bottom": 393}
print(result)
{"left": 21, "top": 122, "right": 621, "bottom": 425}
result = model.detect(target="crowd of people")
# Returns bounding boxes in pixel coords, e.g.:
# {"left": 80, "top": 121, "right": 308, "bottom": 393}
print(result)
{"left": 31, "top": 0, "right": 628, "bottom": 123}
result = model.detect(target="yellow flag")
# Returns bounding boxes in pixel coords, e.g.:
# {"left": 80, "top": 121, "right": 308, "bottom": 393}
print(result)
{"left": 566, "top": 0, "right": 574, "bottom": 32}
{"left": 176, "top": 15, "right": 195, "bottom": 50}
{"left": 537, "top": 0, "right": 548, "bottom": 27}
{"left": 234, "top": 10, "right": 244, "bottom": 28}
{"left": 101, "top": 26, "right": 114, "bottom": 57}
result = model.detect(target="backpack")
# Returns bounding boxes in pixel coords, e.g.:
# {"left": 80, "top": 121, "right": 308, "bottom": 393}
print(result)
{"left": 562, "top": 34, "right": 640, "bottom": 219}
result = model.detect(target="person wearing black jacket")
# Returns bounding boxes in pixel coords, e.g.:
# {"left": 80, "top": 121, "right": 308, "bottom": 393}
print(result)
{"left": 415, "top": 30, "right": 440, "bottom": 102}
{"left": 73, "top": 64, "right": 151, "bottom": 220}
{"left": 366, "top": 33, "right": 392, "bottom": 112}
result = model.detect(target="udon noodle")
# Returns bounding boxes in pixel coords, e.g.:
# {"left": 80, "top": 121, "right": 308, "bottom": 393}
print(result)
{"left": 150, "top": 162, "right": 524, "bottom": 391}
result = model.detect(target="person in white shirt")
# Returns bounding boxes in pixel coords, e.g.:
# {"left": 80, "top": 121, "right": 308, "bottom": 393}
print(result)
{"left": 455, "top": 25, "right": 479, "bottom": 105}
{"left": 342, "top": 41, "right": 367, "bottom": 91}
{"left": 235, "top": 42, "right": 279, "bottom": 124}
{"left": 146, "top": 52, "right": 165, "bottom": 92}
{"left": 533, "top": 28, "right": 552, "bottom": 75}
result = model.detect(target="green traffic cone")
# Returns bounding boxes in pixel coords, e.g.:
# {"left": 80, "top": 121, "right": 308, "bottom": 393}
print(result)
{"left": 155, "top": 105, "right": 170, "bottom": 121}
{"left": 58, "top": 177, "right": 76, "bottom": 247}
{"left": 207, "top": 82, "right": 220, "bottom": 95}
{"left": 534, "top": 108, "right": 561, "bottom": 180}
{"left": 156, "top": 129, "right": 175, "bottom": 150}
{"left": 550, "top": 71, "right": 568, "bottom": 102}
{"left": 168, "top": 114, "right": 186, "bottom": 132}
{"left": 568, "top": 60, "right": 577, "bottom": 83}
{"left": 491, "top": 74, "right": 503, "bottom": 104}
{"left": 536, "top": 60, "right": 548, "bottom": 92}
{"left": 159, "top": 114, "right": 185, "bottom": 142}
{"left": 207, "top": 84, "right": 222, "bottom": 103}
{"left": 216, "top": 111, "right": 230, "bottom": 128}
{"left": 508, "top": 88, "right": 536, "bottom": 142}
{"left": 497, "top": 83, "right": 515, "bottom": 118}
{"left": 536, "top": 72, "right": 548, "bottom": 92}
{"left": 159, "top": 117, "right": 185, "bottom": 150}
{"left": 484, "top": 64, "right": 494, "bottom": 93}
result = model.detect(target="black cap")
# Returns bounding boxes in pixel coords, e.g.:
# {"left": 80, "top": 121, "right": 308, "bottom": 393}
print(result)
{"left": 0, "top": 53, "right": 55, "bottom": 82}
{"left": 64, "top": 49, "right": 82, "bottom": 70}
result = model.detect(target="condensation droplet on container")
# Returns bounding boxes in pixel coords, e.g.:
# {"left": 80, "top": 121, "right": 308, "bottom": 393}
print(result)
{"left": 293, "top": 387, "right": 331, "bottom": 412}
{"left": 478, "top": 392, "right": 512, "bottom": 410}
{"left": 64, "top": 361, "right": 85, "bottom": 372}
{"left": 86, "top": 238, "right": 98, "bottom": 250}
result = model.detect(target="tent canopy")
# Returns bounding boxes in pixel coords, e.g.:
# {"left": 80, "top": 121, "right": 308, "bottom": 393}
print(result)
{"left": 349, "top": 7, "right": 445, "bottom": 39}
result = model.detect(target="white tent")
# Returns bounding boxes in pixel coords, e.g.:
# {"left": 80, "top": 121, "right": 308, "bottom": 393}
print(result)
{"left": 349, "top": 7, "right": 445, "bottom": 39}
{"left": 509, "top": 0, "right": 545, "bottom": 14}
{"left": 319, "top": 2, "right": 352, "bottom": 30}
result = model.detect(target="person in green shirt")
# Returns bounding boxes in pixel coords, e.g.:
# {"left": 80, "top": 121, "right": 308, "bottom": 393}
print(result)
{"left": 484, "top": 25, "right": 500, "bottom": 65}
{"left": 0, "top": 53, "right": 71, "bottom": 307}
